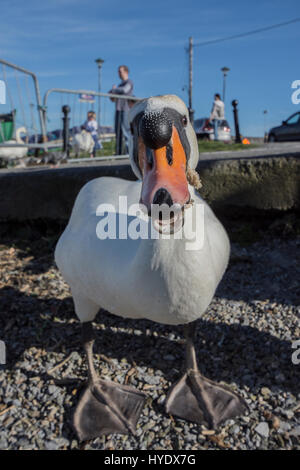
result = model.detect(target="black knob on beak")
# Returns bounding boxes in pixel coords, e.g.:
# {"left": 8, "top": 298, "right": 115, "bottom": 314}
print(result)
{"left": 152, "top": 188, "right": 173, "bottom": 207}
{"left": 139, "top": 112, "right": 172, "bottom": 149}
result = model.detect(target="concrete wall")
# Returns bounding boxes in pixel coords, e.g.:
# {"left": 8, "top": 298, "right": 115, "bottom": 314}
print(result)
{"left": 0, "top": 155, "right": 299, "bottom": 221}
{"left": 198, "top": 156, "right": 299, "bottom": 211}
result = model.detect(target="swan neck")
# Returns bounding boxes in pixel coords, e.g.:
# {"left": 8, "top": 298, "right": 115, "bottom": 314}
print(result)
{"left": 15, "top": 128, "right": 25, "bottom": 143}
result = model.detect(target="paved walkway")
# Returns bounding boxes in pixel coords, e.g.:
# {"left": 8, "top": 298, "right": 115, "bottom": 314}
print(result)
{"left": 199, "top": 142, "right": 300, "bottom": 161}
{"left": 64, "top": 142, "right": 300, "bottom": 166}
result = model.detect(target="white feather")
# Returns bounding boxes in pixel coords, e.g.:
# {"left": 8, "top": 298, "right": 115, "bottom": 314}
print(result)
{"left": 72, "top": 130, "right": 94, "bottom": 156}
{"left": 0, "top": 127, "right": 28, "bottom": 160}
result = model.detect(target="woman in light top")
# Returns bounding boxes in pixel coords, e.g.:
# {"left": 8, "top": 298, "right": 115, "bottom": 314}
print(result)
{"left": 82, "top": 111, "right": 102, "bottom": 158}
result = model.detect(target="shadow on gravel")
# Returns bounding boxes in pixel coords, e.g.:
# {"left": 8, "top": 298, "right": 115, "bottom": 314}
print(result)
{"left": 0, "top": 286, "right": 298, "bottom": 398}
{"left": 0, "top": 219, "right": 65, "bottom": 275}
{"left": 0, "top": 208, "right": 299, "bottom": 280}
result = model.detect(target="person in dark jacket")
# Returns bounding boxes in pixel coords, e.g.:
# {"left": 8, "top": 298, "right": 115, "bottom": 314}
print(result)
{"left": 109, "top": 65, "right": 133, "bottom": 155}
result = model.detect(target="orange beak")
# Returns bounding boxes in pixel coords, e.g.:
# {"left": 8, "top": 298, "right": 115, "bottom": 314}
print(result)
{"left": 140, "top": 126, "right": 190, "bottom": 213}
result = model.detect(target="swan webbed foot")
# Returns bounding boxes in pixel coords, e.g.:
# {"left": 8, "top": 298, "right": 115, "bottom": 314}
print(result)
{"left": 74, "top": 321, "right": 146, "bottom": 441}
{"left": 73, "top": 378, "right": 146, "bottom": 441}
{"left": 165, "top": 322, "right": 247, "bottom": 429}
{"left": 165, "top": 370, "right": 247, "bottom": 429}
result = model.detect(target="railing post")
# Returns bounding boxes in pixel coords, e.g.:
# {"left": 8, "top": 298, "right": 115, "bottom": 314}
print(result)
{"left": 0, "top": 59, "right": 47, "bottom": 143}
{"left": 62, "top": 105, "right": 70, "bottom": 156}
{"left": 232, "top": 99, "right": 241, "bottom": 143}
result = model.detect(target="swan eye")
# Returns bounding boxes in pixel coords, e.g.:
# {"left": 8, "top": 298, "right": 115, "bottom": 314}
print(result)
{"left": 182, "top": 116, "right": 188, "bottom": 127}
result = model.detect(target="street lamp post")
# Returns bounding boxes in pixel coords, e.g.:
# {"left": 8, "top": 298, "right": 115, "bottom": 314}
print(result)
{"left": 221, "top": 66, "right": 230, "bottom": 102}
{"left": 95, "top": 58, "right": 104, "bottom": 127}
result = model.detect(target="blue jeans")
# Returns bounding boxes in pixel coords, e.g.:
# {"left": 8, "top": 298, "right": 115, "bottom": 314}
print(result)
{"left": 212, "top": 119, "right": 219, "bottom": 141}
{"left": 90, "top": 134, "right": 102, "bottom": 156}
{"left": 115, "top": 110, "right": 130, "bottom": 154}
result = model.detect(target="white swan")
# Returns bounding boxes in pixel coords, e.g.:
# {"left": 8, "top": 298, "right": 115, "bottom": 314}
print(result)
{"left": 0, "top": 127, "right": 28, "bottom": 160}
{"left": 55, "top": 95, "right": 247, "bottom": 441}
{"left": 72, "top": 129, "right": 95, "bottom": 157}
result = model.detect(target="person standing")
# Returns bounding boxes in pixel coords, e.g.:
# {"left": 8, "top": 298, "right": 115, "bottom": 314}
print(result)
{"left": 209, "top": 93, "right": 225, "bottom": 141}
{"left": 82, "top": 111, "right": 101, "bottom": 158}
{"left": 109, "top": 65, "right": 133, "bottom": 155}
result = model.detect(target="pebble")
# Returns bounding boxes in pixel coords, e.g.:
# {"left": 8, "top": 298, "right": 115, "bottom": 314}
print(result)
{"left": 18, "top": 438, "right": 30, "bottom": 448}
{"left": 202, "top": 429, "right": 215, "bottom": 436}
{"left": 242, "top": 416, "right": 250, "bottom": 423}
{"left": 0, "top": 438, "right": 8, "bottom": 450}
{"left": 48, "top": 385, "right": 61, "bottom": 395}
{"left": 272, "top": 416, "right": 280, "bottom": 430}
{"left": 255, "top": 422, "right": 270, "bottom": 439}
{"left": 44, "top": 437, "right": 69, "bottom": 450}
{"left": 278, "top": 421, "right": 291, "bottom": 433}
{"left": 144, "top": 374, "right": 161, "bottom": 385}
{"left": 261, "top": 387, "right": 271, "bottom": 397}
{"left": 157, "top": 395, "right": 166, "bottom": 405}
{"left": 229, "top": 425, "right": 240, "bottom": 435}
{"left": 290, "top": 426, "right": 300, "bottom": 437}
{"left": 281, "top": 409, "right": 294, "bottom": 419}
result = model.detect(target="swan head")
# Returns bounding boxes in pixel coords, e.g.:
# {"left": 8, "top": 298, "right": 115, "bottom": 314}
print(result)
{"left": 15, "top": 127, "right": 27, "bottom": 140}
{"left": 129, "top": 95, "right": 199, "bottom": 230}
{"left": 16, "top": 126, "right": 27, "bottom": 134}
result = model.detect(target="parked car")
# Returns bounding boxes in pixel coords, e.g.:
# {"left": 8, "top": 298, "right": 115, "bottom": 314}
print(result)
{"left": 268, "top": 111, "right": 300, "bottom": 142}
{"left": 194, "top": 117, "right": 231, "bottom": 142}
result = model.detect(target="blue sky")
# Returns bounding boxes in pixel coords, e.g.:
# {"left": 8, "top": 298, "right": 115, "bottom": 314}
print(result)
{"left": 0, "top": 0, "right": 300, "bottom": 136}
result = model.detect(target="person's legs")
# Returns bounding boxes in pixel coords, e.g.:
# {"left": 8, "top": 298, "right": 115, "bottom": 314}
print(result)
{"left": 121, "top": 111, "right": 130, "bottom": 153}
{"left": 91, "top": 134, "right": 100, "bottom": 158}
{"left": 115, "top": 111, "right": 123, "bottom": 155}
{"left": 213, "top": 119, "right": 219, "bottom": 141}
{"left": 114, "top": 111, "right": 118, "bottom": 154}
{"left": 119, "top": 111, "right": 125, "bottom": 154}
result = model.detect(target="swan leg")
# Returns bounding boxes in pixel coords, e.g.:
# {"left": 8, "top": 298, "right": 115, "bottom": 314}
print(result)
{"left": 165, "top": 322, "right": 247, "bottom": 429}
{"left": 73, "top": 322, "right": 146, "bottom": 441}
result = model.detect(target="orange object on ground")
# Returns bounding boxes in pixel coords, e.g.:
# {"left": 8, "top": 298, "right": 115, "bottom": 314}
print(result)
{"left": 242, "top": 138, "right": 250, "bottom": 145}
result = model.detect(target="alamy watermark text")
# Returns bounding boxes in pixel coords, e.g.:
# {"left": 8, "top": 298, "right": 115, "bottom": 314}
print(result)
{"left": 291, "top": 80, "right": 300, "bottom": 104}
{"left": 0, "top": 340, "right": 6, "bottom": 364}
{"left": 0, "top": 80, "right": 5, "bottom": 104}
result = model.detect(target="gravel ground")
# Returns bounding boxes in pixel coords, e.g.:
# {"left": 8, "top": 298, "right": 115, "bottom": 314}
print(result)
{"left": 0, "top": 215, "right": 299, "bottom": 450}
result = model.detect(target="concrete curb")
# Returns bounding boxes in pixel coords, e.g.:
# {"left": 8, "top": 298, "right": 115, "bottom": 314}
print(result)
{"left": 198, "top": 155, "right": 300, "bottom": 211}
{"left": 0, "top": 155, "right": 299, "bottom": 221}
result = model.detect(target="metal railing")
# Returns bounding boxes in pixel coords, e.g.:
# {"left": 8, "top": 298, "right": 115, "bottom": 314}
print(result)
{"left": 43, "top": 88, "right": 143, "bottom": 114}
{"left": 43, "top": 88, "right": 144, "bottom": 160}
{"left": 43, "top": 87, "right": 143, "bottom": 130}
{"left": 0, "top": 73, "right": 144, "bottom": 157}
{"left": 0, "top": 59, "right": 47, "bottom": 148}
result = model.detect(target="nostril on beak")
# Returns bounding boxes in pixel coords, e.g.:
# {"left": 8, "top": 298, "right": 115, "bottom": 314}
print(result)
{"left": 140, "top": 112, "right": 172, "bottom": 149}
{"left": 152, "top": 188, "right": 173, "bottom": 207}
